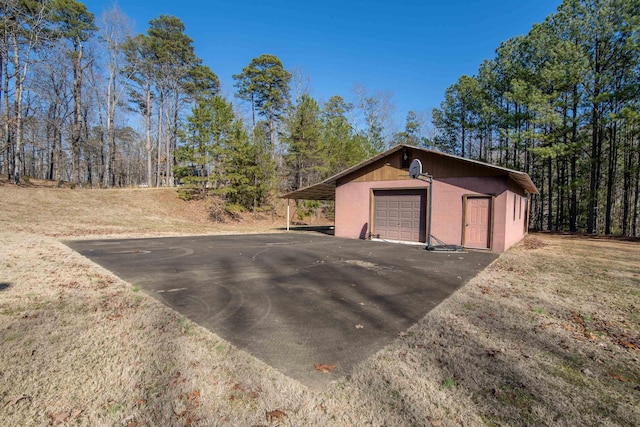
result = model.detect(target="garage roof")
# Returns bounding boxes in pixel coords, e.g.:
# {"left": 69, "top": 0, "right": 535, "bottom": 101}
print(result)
{"left": 281, "top": 144, "right": 539, "bottom": 200}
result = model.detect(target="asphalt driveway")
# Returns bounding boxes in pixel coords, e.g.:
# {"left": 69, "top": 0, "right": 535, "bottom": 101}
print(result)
{"left": 66, "top": 233, "right": 497, "bottom": 390}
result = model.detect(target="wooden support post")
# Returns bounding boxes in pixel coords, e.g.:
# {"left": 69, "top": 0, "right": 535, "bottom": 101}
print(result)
{"left": 286, "top": 199, "right": 290, "bottom": 231}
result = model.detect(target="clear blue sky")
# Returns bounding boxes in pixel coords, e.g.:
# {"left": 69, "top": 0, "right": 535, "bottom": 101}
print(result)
{"left": 82, "top": 0, "right": 560, "bottom": 129}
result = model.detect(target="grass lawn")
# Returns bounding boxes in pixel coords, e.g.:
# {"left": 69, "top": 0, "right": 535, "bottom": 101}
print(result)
{"left": 1, "top": 182, "right": 638, "bottom": 426}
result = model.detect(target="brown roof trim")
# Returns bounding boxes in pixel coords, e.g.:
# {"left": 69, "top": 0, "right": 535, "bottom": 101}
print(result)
{"left": 281, "top": 144, "right": 539, "bottom": 200}
{"left": 281, "top": 182, "right": 336, "bottom": 200}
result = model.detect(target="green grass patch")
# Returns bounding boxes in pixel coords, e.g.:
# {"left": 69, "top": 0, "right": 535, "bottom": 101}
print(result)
{"left": 441, "top": 377, "right": 457, "bottom": 389}
{"left": 106, "top": 403, "right": 122, "bottom": 415}
{"left": 496, "top": 384, "right": 537, "bottom": 409}
{"left": 177, "top": 316, "right": 193, "bottom": 335}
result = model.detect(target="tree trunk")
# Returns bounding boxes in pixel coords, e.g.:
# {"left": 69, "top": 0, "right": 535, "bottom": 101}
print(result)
{"left": 0, "top": 45, "right": 4, "bottom": 177}
{"left": 71, "top": 41, "right": 84, "bottom": 185}
{"left": 622, "top": 123, "right": 632, "bottom": 236}
{"left": 514, "top": 104, "right": 520, "bottom": 170}
{"left": 11, "top": 33, "right": 23, "bottom": 184}
{"left": 587, "top": 37, "right": 603, "bottom": 234}
{"left": 145, "top": 83, "right": 152, "bottom": 187}
{"left": 104, "top": 78, "right": 115, "bottom": 187}
{"left": 556, "top": 103, "right": 568, "bottom": 231}
{"left": 633, "top": 138, "right": 640, "bottom": 237}
{"left": 587, "top": 118, "right": 601, "bottom": 234}
{"left": 169, "top": 89, "right": 179, "bottom": 187}
{"left": 569, "top": 86, "right": 579, "bottom": 232}
{"left": 2, "top": 18, "right": 10, "bottom": 179}
{"left": 604, "top": 122, "right": 617, "bottom": 235}
{"left": 556, "top": 156, "right": 566, "bottom": 231}
{"left": 156, "top": 90, "right": 164, "bottom": 186}
{"left": 46, "top": 105, "right": 56, "bottom": 180}
{"left": 269, "top": 104, "right": 276, "bottom": 160}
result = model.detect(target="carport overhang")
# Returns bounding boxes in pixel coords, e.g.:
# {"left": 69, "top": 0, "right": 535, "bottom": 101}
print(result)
{"left": 280, "top": 175, "right": 339, "bottom": 231}
{"left": 282, "top": 182, "right": 336, "bottom": 201}
{"left": 280, "top": 182, "right": 336, "bottom": 231}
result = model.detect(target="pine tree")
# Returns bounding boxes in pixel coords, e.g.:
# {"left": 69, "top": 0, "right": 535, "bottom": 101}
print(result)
{"left": 322, "top": 95, "right": 366, "bottom": 174}
{"left": 284, "top": 94, "right": 324, "bottom": 190}
{"left": 233, "top": 54, "right": 291, "bottom": 154}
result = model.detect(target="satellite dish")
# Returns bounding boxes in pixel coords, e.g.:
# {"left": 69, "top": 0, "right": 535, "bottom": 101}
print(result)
{"left": 409, "top": 158, "right": 423, "bottom": 179}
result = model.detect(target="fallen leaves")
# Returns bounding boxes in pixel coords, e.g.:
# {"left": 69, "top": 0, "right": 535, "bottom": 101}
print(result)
{"left": 168, "top": 371, "right": 187, "bottom": 388}
{"left": 120, "top": 414, "right": 135, "bottom": 426}
{"left": 229, "top": 382, "right": 261, "bottom": 401}
{"left": 478, "top": 285, "right": 493, "bottom": 295}
{"left": 265, "top": 408, "right": 287, "bottom": 423}
{"left": 99, "top": 292, "right": 139, "bottom": 321}
{"left": 4, "top": 394, "right": 31, "bottom": 407}
{"left": 563, "top": 311, "right": 640, "bottom": 351}
{"left": 532, "top": 321, "right": 554, "bottom": 333}
{"left": 611, "top": 331, "right": 640, "bottom": 351}
{"left": 609, "top": 373, "right": 628, "bottom": 382}
{"left": 523, "top": 236, "right": 547, "bottom": 250}
{"left": 617, "top": 339, "right": 639, "bottom": 351}
{"left": 48, "top": 411, "right": 69, "bottom": 426}
{"left": 174, "top": 389, "right": 201, "bottom": 424}
{"left": 47, "top": 409, "right": 82, "bottom": 426}
{"left": 585, "top": 331, "right": 599, "bottom": 340}
{"left": 314, "top": 363, "right": 336, "bottom": 374}
{"left": 486, "top": 348, "right": 506, "bottom": 357}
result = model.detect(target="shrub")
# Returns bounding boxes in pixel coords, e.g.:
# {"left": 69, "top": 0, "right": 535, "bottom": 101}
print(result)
{"left": 177, "top": 188, "right": 197, "bottom": 201}
{"left": 224, "top": 203, "right": 245, "bottom": 221}
{"left": 205, "top": 196, "right": 227, "bottom": 223}
{"left": 297, "top": 200, "right": 321, "bottom": 220}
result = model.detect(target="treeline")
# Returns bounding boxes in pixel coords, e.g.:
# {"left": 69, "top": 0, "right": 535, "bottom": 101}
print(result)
{"left": 4, "top": 0, "right": 639, "bottom": 236}
{"left": 1, "top": 0, "right": 433, "bottom": 214}
{"left": 432, "top": 0, "right": 640, "bottom": 237}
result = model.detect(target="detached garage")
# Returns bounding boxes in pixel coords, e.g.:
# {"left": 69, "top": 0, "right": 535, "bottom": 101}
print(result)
{"left": 282, "top": 144, "right": 538, "bottom": 253}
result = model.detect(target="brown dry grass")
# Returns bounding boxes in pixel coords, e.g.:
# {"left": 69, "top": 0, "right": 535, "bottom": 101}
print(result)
{"left": 0, "top": 178, "right": 292, "bottom": 238}
{"left": 1, "top": 182, "right": 639, "bottom": 426}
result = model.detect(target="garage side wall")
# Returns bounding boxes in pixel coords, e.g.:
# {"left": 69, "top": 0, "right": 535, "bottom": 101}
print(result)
{"left": 502, "top": 181, "right": 529, "bottom": 251}
{"left": 435, "top": 176, "right": 508, "bottom": 250}
{"left": 335, "top": 180, "right": 429, "bottom": 240}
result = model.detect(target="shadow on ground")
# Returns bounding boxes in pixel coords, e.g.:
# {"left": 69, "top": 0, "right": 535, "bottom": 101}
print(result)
{"left": 66, "top": 233, "right": 497, "bottom": 390}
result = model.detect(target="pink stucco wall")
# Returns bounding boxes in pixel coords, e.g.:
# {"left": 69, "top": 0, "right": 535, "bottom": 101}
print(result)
{"left": 335, "top": 176, "right": 529, "bottom": 252}
{"left": 335, "top": 179, "right": 429, "bottom": 240}
{"left": 502, "top": 182, "right": 528, "bottom": 251}
{"left": 437, "top": 176, "right": 507, "bottom": 251}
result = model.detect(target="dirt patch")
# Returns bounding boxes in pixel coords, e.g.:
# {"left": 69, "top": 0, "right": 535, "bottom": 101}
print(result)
{"left": 0, "top": 184, "right": 638, "bottom": 426}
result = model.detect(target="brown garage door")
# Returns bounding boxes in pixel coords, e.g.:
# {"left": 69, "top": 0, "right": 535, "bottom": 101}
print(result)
{"left": 373, "top": 189, "right": 426, "bottom": 243}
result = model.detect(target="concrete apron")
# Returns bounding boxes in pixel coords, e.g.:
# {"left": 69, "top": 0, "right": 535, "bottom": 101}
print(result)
{"left": 66, "top": 233, "right": 498, "bottom": 390}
